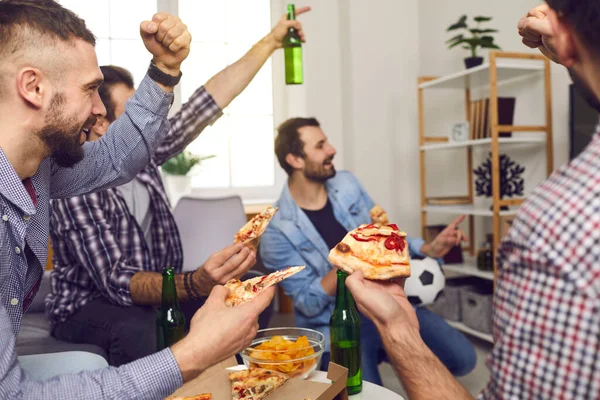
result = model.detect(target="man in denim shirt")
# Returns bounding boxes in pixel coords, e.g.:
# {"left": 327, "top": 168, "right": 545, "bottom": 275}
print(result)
{"left": 260, "top": 117, "right": 476, "bottom": 385}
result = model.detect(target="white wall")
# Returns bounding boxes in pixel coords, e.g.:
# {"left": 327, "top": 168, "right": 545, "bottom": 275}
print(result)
{"left": 299, "top": 0, "right": 421, "bottom": 235}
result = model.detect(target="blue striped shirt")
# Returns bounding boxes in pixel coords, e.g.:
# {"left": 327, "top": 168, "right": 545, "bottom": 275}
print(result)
{"left": 0, "top": 75, "right": 183, "bottom": 399}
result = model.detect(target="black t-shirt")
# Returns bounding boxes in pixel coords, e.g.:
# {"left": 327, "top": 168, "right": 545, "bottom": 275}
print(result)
{"left": 302, "top": 198, "right": 348, "bottom": 250}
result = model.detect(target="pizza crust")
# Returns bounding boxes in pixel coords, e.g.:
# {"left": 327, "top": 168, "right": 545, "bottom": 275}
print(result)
{"left": 165, "top": 394, "right": 212, "bottom": 400}
{"left": 329, "top": 247, "right": 411, "bottom": 279}
{"left": 234, "top": 207, "right": 278, "bottom": 249}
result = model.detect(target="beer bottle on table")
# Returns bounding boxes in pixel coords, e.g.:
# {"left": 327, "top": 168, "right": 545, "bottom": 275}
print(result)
{"left": 156, "top": 267, "right": 186, "bottom": 351}
{"left": 283, "top": 4, "right": 303, "bottom": 85}
{"left": 329, "top": 270, "right": 362, "bottom": 395}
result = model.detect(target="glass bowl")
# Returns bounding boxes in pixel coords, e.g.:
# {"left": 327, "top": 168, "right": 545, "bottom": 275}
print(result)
{"left": 240, "top": 327, "right": 324, "bottom": 379}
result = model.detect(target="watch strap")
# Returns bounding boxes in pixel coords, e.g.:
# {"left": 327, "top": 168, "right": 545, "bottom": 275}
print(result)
{"left": 147, "top": 61, "right": 182, "bottom": 87}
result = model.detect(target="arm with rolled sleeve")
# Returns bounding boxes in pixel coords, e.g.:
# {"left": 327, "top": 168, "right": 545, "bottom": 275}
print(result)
{"left": 260, "top": 228, "right": 334, "bottom": 319}
{"left": 50, "top": 194, "right": 139, "bottom": 307}
{"left": 0, "top": 302, "right": 182, "bottom": 399}
{"left": 152, "top": 86, "right": 223, "bottom": 167}
{"left": 50, "top": 75, "right": 174, "bottom": 199}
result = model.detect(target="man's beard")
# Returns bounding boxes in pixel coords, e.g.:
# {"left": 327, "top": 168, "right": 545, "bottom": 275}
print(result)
{"left": 37, "top": 92, "right": 92, "bottom": 168}
{"left": 303, "top": 157, "right": 336, "bottom": 182}
{"left": 569, "top": 68, "right": 600, "bottom": 113}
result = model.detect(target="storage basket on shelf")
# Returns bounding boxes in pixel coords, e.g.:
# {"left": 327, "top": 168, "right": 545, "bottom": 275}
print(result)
{"left": 460, "top": 279, "right": 494, "bottom": 334}
{"left": 429, "top": 276, "right": 479, "bottom": 322}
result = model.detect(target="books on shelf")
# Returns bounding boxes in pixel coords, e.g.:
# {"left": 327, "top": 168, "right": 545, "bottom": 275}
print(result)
{"left": 469, "top": 97, "right": 516, "bottom": 140}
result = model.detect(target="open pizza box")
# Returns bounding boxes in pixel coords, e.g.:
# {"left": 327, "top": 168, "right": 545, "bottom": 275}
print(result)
{"left": 169, "top": 356, "right": 350, "bottom": 400}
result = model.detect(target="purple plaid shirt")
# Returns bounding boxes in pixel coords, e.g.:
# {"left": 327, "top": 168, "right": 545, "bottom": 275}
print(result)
{"left": 47, "top": 86, "right": 222, "bottom": 325}
{"left": 479, "top": 132, "right": 600, "bottom": 399}
{"left": 0, "top": 74, "right": 184, "bottom": 399}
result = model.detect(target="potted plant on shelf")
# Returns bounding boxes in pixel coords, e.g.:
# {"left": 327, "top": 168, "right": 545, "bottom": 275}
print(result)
{"left": 446, "top": 15, "right": 501, "bottom": 69}
{"left": 161, "top": 151, "right": 215, "bottom": 205}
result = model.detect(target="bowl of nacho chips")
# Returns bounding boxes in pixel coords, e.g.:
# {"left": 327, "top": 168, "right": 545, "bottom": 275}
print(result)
{"left": 240, "top": 327, "right": 325, "bottom": 379}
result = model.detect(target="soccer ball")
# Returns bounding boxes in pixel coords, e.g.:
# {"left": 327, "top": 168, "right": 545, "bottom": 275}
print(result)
{"left": 404, "top": 257, "right": 445, "bottom": 306}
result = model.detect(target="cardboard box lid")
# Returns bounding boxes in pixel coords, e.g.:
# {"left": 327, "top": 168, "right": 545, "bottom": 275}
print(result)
{"left": 169, "top": 359, "right": 348, "bottom": 400}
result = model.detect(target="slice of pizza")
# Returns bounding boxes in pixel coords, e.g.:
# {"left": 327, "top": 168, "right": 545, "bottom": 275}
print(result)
{"left": 234, "top": 206, "right": 279, "bottom": 250}
{"left": 166, "top": 394, "right": 212, "bottom": 400}
{"left": 328, "top": 223, "right": 411, "bottom": 280}
{"left": 229, "top": 368, "right": 289, "bottom": 400}
{"left": 224, "top": 266, "right": 305, "bottom": 307}
{"left": 370, "top": 205, "right": 389, "bottom": 226}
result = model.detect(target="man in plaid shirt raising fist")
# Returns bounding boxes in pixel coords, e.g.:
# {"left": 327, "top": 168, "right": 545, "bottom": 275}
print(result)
{"left": 344, "top": 1, "right": 600, "bottom": 399}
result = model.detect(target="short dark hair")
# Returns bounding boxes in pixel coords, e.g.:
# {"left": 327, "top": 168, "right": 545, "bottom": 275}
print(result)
{"left": 0, "top": 0, "right": 96, "bottom": 94}
{"left": 275, "top": 117, "right": 320, "bottom": 176}
{"left": 99, "top": 66, "right": 135, "bottom": 122}
{"left": 546, "top": 0, "right": 600, "bottom": 53}
{"left": 0, "top": 0, "right": 96, "bottom": 50}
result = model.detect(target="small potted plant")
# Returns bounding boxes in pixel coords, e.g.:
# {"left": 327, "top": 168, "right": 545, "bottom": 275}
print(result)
{"left": 161, "top": 151, "right": 215, "bottom": 204}
{"left": 446, "top": 15, "right": 501, "bottom": 69}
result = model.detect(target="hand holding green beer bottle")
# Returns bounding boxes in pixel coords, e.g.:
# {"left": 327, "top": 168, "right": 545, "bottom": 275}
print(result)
{"left": 264, "top": 4, "right": 310, "bottom": 85}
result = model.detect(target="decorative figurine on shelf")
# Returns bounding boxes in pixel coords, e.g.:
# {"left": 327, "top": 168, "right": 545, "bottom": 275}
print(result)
{"left": 474, "top": 153, "right": 525, "bottom": 210}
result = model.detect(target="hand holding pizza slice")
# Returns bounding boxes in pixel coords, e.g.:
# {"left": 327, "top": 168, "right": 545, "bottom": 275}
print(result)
{"left": 234, "top": 206, "right": 278, "bottom": 250}
{"left": 328, "top": 224, "right": 411, "bottom": 280}
{"left": 370, "top": 205, "right": 389, "bottom": 226}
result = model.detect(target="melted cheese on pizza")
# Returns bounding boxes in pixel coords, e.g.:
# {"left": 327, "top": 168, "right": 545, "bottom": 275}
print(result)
{"left": 339, "top": 224, "right": 409, "bottom": 266}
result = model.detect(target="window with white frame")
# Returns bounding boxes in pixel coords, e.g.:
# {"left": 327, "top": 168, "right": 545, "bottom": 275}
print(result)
{"left": 59, "top": 0, "right": 278, "bottom": 193}
{"left": 179, "top": 0, "right": 275, "bottom": 189}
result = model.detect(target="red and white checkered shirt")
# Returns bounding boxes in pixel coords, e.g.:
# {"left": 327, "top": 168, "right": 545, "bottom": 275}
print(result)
{"left": 479, "top": 133, "right": 600, "bottom": 399}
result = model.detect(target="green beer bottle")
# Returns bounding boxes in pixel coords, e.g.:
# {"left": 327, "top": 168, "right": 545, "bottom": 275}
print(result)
{"left": 329, "top": 270, "right": 362, "bottom": 395}
{"left": 156, "top": 267, "right": 186, "bottom": 351}
{"left": 283, "top": 4, "right": 303, "bottom": 84}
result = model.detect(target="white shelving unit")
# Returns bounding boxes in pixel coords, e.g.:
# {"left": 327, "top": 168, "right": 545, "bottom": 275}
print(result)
{"left": 445, "top": 320, "right": 494, "bottom": 343}
{"left": 419, "top": 52, "right": 554, "bottom": 279}
{"left": 420, "top": 137, "right": 546, "bottom": 151}
{"left": 422, "top": 204, "right": 518, "bottom": 217}
{"left": 419, "top": 53, "right": 554, "bottom": 345}
{"left": 444, "top": 258, "right": 494, "bottom": 281}
{"left": 418, "top": 61, "right": 543, "bottom": 90}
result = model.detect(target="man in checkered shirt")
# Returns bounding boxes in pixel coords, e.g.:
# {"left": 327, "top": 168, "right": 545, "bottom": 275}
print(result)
{"left": 46, "top": 8, "right": 309, "bottom": 366}
{"left": 0, "top": 1, "right": 273, "bottom": 399}
{"left": 341, "top": 1, "right": 600, "bottom": 399}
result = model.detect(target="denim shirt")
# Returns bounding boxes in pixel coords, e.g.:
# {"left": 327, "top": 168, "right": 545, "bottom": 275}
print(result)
{"left": 260, "top": 171, "right": 425, "bottom": 351}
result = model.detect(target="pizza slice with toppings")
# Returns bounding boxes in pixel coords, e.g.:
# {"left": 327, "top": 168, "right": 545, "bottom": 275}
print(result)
{"left": 166, "top": 394, "right": 212, "bottom": 400}
{"left": 234, "top": 206, "right": 279, "bottom": 250}
{"left": 229, "top": 368, "right": 289, "bottom": 400}
{"left": 224, "top": 266, "right": 305, "bottom": 307}
{"left": 328, "top": 224, "right": 411, "bottom": 280}
{"left": 370, "top": 205, "right": 389, "bottom": 226}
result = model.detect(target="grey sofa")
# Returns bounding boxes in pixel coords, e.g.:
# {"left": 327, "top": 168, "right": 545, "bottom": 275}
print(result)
{"left": 17, "top": 271, "right": 107, "bottom": 360}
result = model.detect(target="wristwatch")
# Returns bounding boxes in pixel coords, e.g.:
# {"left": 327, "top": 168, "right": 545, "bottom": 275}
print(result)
{"left": 147, "top": 61, "right": 182, "bottom": 87}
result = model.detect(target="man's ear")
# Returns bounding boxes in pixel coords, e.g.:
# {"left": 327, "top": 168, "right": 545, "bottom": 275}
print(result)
{"left": 285, "top": 153, "right": 304, "bottom": 170}
{"left": 91, "top": 116, "right": 110, "bottom": 136}
{"left": 549, "top": 8, "right": 578, "bottom": 67}
{"left": 16, "top": 67, "right": 47, "bottom": 109}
